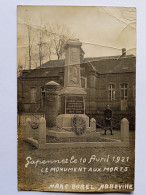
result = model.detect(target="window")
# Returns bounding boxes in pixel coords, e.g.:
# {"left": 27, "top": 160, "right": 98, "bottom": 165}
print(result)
{"left": 133, "top": 83, "right": 135, "bottom": 98}
{"left": 41, "top": 87, "right": 45, "bottom": 108}
{"left": 30, "top": 87, "right": 36, "bottom": 103}
{"left": 41, "top": 87, "right": 45, "bottom": 95}
{"left": 81, "top": 77, "right": 87, "bottom": 88}
{"left": 120, "top": 83, "right": 128, "bottom": 100}
{"left": 108, "top": 84, "right": 115, "bottom": 101}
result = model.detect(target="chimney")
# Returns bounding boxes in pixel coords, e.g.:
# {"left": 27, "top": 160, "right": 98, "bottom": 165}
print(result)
{"left": 122, "top": 48, "right": 126, "bottom": 57}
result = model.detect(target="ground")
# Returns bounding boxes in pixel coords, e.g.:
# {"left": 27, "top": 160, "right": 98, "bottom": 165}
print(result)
{"left": 18, "top": 125, "right": 135, "bottom": 192}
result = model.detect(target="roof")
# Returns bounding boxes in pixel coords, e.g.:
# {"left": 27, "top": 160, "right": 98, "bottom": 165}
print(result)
{"left": 85, "top": 55, "right": 136, "bottom": 74}
{"left": 45, "top": 81, "right": 60, "bottom": 86}
{"left": 38, "top": 55, "right": 136, "bottom": 74}
{"left": 38, "top": 59, "right": 64, "bottom": 68}
{"left": 19, "top": 55, "right": 136, "bottom": 79}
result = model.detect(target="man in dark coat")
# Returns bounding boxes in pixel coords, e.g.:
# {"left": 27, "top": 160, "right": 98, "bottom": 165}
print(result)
{"left": 104, "top": 105, "right": 113, "bottom": 135}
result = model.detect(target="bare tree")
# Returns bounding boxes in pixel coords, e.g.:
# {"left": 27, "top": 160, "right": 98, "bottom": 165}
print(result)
{"left": 32, "top": 23, "right": 72, "bottom": 65}
{"left": 27, "top": 25, "right": 32, "bottom": 69}
{"left": 24, "top": 9, "right": 38, "bottom": 69}
{"left": 48, "top": 24, "right": 72, "bottom": 60}
{"left": 37, "top": 27, "right": 53, "bottom": 66}
{"left": 38, "top": 28, "right": 44, "bottom": 67}
{"left": 19, "top": 15, "right": 73, "bottom": 68}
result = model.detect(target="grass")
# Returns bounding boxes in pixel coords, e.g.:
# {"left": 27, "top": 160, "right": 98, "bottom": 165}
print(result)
{"left": 18, "top": 125, "right": 135, "bottom": 192}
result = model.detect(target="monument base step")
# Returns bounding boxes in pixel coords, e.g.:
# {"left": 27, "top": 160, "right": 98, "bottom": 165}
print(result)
{"left": 47, "top": 130, "right": 100, "bottom": 138}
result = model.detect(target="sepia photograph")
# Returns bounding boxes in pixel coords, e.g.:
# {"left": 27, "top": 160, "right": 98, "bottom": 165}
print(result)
{"left": 17, "top": 6, "right": 136, "bottom": 192}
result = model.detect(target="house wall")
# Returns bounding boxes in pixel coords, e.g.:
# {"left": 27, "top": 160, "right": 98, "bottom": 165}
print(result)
{"left": 96, "top": 72, "right": 135, "bottom": 112}
{"left": 18, "top": 67, "right": 64, "bottom": 113}
{"left": 18, "top": 64, "right": 135, "bottom": 128}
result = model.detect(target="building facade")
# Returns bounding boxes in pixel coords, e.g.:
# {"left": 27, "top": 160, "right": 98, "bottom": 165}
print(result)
{"left": 18, "top": 50, "right": 136, "bottom": 128}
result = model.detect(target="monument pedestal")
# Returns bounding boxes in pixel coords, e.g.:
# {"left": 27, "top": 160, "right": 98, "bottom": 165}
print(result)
{"left": 47, "top": 129, "right": 100, "bottom": 138}
{"left": 56, "top": 114, "right": 91, "bottom": 131}
{"left": 56, "top": 86, "right": 91, "bottom": 132}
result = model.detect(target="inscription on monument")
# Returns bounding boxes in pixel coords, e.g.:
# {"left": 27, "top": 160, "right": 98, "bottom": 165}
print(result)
{"left": 66, "top": 96, "right": 84, "bottom": 114}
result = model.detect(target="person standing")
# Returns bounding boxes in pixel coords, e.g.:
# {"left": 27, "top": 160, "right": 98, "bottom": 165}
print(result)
{"left": 104, "top": 105, "right": 113, "bottom": 135}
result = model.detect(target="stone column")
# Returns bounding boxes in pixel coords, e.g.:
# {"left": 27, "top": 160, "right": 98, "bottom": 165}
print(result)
{"left": 56, "top": 39, "right": 90, "bottom": 131}
{"left": 120, "top": 118, "right": 129, "bottom": 142}
{"left": 25, "top": 118, "right": 31, "bottom": 139}
{"left": 90, "top": 118, "right": 96, "bottom": 131}
{"left": 38, "top": 117, "right": 46, "bottom": 147}
{"left": 64, "top": 39, "right": 81, "bottom": 88}
{"left": 44, "top": 81, "right": 60, "bottom": 127}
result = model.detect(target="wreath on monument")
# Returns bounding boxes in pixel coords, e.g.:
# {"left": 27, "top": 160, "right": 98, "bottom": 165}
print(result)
{"left": 29, "top": 121, "right": 39, "bottom": 129}
{"left": 71, "top": 115, "right": 86, "bottom": 135}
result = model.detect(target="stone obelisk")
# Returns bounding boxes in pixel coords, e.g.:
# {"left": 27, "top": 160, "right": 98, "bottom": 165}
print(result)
{"left": 56, "top": 39, "right": 90, "bottom": 130}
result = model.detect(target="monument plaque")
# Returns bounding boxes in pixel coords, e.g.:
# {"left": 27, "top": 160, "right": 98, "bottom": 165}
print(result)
{"left": 66, "top": 96, "right": 84, "bottom": 114}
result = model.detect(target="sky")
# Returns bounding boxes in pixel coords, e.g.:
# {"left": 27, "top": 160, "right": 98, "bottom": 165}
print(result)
{"left": 17, "top": 6, "right": 136, "bottom": 69}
